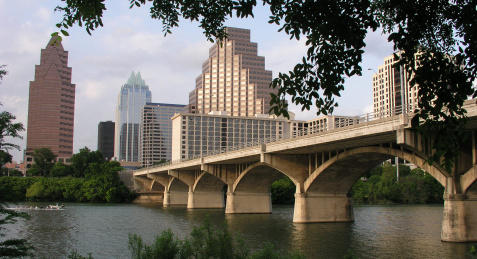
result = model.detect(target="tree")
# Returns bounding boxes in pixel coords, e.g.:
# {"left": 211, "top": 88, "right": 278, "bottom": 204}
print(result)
{"left": 70, "top": 147, "right": 105, "bottom": 178}
{"left": 53, "top": 1, "right": 476, "bottom": 171}
{"left": 30, "top": 148, "right": 57, "bottom": 176}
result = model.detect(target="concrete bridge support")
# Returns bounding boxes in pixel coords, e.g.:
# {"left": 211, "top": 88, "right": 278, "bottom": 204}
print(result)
{"left": 293, "top": 193, "right": 353, "bottom": 222}
{"left": 169, "top": 170, "right": 226, "bottom": 209}
{"left": 441, "top": 194, "right": 477, "bottom": 242}
{"left": 225, "top": 191, "right": 272, "bottom": 214}
{"left": 163, "top": 178, "right": 188, "bottom": 207}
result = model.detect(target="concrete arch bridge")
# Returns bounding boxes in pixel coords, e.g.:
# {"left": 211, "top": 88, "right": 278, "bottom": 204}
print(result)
{"left": 134, "top": 100, "right": 477, "bottom": 242}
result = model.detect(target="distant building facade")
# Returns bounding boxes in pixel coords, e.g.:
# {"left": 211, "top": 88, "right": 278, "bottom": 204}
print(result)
{"left": 372, "top": 52, "right": 418, "bottom": 117}
{"left": 171, "top": 113, "right": 292, "bottom": 160}
{"left": 292, "top": 115, "right": 360, "bottom": 137}
{"left": 25, "top": 36, "right": 75, "bottom": 167}
{"left": 114, "top": 72, "right": 151, "bottom": 162}
{"left": 189, "top": 27, "right": 276, "bottom": 117}
{"left": 140, "top": 103, "right": 186, "bottom": 167}
{"left": 97, "top": 121, "right": 115, "bottom": 160}
{"left": 171, "top": 112, "right": 361, "bottom": 161}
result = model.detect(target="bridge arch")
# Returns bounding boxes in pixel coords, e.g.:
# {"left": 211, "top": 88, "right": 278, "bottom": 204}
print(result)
{"left": 461, "top": 165, "right": 477, "bottom": 195}
{"left": 168, "top": 177, "right": 189, "bottom": 192}
{"left": 231, "top": 161, "right": 300, "bottom": 193}
{"left": 304, "top": 146, "right": 449, "bottom": 194}
{"left": 192, "top": 171, "right": 226, "bottom": 193}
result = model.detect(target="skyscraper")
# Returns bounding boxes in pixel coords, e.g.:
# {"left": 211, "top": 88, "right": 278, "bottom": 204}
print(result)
{"left": 372, "top": 52, "right": 418, "bottom": 117}
{"left": 189, "top": 27, "right": 275, "bottom": 117}
{"left": 97, "top": 121, "right": 115, "bottom": 160}
{"left": 114, "top": 72, "right": 151, "bottom": 162}
{"left": 140, "top": 103, "right": 186, "bottom": 167}
{"left": 25, "top": 36, "right": 75, "bottom": 166}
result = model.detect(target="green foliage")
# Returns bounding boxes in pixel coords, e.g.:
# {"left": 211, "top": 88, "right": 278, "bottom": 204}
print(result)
{"left": 30, "top": 148, "right": 57, "bottom": 177}
{"left": 0, "top": 110, "right": 24, "bottom": 152}
{"left": 0, "top": 175, "right": 134, "bottom": 203}
{"left": 271, "top": 177, "right": 295, "bottom": 204}
{"left": 67, "top": 250, "right": 94, "bottom": 259}
{"left": 350, "top": 164, "right": 444, "bottom": 204}
{"left": 0, "top": 177, "right": 39, "bottom": 201}
{"left": 70, "top": 147, "right": 105, "bottom": 178}
{"left": 50, "top": 162, "right": 73, "bottom": 177}
{"left": 128, "top": 220, "right": 302, "bottom": 259}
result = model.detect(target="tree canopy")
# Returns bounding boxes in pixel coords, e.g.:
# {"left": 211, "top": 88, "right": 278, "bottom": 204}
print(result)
{"left": 53, "top": 0, "right": 476, "bottom": 171}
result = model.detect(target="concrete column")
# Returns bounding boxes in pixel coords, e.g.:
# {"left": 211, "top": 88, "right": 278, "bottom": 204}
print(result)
{"left": 441, "top": 194, "right": 477, "bottom": 242}
{"left": 293, "top": 193, "right": 354, "bottom": 222}
{"left": 187, "top": 191, "right": 224, "bottom": 209}
{"left": 225, "top": 192, "right": 272, "bottom": 214}
{"left": 163, "top": 191, "right": 188, "bottom": 207}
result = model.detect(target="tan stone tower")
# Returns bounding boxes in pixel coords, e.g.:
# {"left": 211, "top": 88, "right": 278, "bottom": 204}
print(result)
{"left": 25, "top": 36, "right": 75, "bottom": 166}
{"left": 189, "top": 27, "right": 275, "bottom": 116}
{"left": 372, "top": 52, "right": 418, "bottom": 117}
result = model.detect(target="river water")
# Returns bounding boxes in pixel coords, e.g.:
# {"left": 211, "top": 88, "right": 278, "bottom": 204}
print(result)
{"left": 5, "top": 203, "right": 476, "bottom": 258}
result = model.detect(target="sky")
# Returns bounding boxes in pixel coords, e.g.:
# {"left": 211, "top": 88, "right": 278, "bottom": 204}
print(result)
{"left": 0, "top": 0, "right": 394, "bottom": 162}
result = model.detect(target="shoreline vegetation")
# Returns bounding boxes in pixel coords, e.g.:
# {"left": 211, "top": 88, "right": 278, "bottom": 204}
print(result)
{"left": 0, "top": 147, "right": 135, "bottom": 203}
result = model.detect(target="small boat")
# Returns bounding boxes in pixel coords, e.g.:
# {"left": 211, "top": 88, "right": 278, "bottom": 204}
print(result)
{"left": 46, "top": 203, "right": 65, "bottom": 210}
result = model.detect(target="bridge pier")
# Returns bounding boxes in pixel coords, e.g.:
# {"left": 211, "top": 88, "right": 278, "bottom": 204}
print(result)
{"left": 293, "top": 193, "right": 354, "bottom": 222}
{"left": 225, "top": 192, "right": 272, "bottom": 214}
{"left": 187, "top": 191, "right": 224, "bottom": 209}
{"left": 441, "top": 194, "right": 477, "bottom": 242}
{"left": 163, "top": 190, "right": 188, "bottom": 207}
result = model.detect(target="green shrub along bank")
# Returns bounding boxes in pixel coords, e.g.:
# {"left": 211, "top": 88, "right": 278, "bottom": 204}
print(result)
{"left": 270, "top": 162, "right": 444, "bottom": 205}
{"left": 0, "top": 147, "right": 135, "bottom": 203}
{"left": 0, "top": 175, "right": 134, "bottom": 203}
{"left": 350, "top": 163, "right": 444, "bottom": 204}
{"left": 271, "top": 177, "right": 295, "bottom": 204}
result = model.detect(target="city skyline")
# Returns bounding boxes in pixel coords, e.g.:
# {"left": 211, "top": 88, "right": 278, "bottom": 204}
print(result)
{"left": 0, "top": 1, "right": 394, "bottom": 162}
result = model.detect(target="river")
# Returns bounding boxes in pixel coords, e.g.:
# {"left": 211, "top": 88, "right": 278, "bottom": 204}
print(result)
{"left": 5, "top": 203, "right": 475, "bottom": 258}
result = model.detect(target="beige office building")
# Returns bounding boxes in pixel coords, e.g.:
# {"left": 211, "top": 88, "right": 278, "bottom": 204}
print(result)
{"left": 189, "top": 27, "right": 275, "bottom": 116}
{"left": 292, "top": 115, "right": 360, "bottom": 137}
{"left": 372, "top": 52, "right": 418, "bottom": 117}
{"left": 171, "top": 112, "right": 360, "bottom": 161}
{"left": 172, "top": 113, "right": 292, "bottom": 160}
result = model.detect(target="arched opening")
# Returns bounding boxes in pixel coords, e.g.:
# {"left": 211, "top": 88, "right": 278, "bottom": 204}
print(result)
{"left": 297, "top": 147, "right": 447, "bottom": 223}
{"left": 188, "top": 172, "right": 226, "bottom": 209}
{"left": 164, "top": 177, "right": 189, "bottom": 207}
{"left": 226, "top": 163, "right": 298, "bottom": 214}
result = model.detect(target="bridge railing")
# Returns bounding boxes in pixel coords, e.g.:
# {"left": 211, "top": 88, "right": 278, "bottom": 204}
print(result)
{"left": 139, "top": 105, "right": 407, "bottom": 172}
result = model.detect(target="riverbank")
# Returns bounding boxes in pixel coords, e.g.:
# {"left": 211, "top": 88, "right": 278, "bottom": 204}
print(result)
{"left": 0, "top": 175, "right": 135, "bottom": 203}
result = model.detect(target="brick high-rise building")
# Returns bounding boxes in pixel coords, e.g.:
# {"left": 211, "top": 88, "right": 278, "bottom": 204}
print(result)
{"left": 189, "top": 27, "right": 275, "bottom": 117}
{"left": 25, "top": 36, "right": 75, "bottom": 166}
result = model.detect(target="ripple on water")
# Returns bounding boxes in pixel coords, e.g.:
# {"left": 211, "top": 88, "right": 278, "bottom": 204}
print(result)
{"left": 3, "top": 203, "right": 476, "bottom": 259}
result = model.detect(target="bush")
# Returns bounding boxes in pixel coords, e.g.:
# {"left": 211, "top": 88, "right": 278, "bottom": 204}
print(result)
{"left": 350, "top": 164, "right": 444, "bottom": 204}
{"left": 128, "top": 220, "right": 303, "bottom": 259}
{"left": 271, "top": 177, "right": 295, "bottom": 204}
